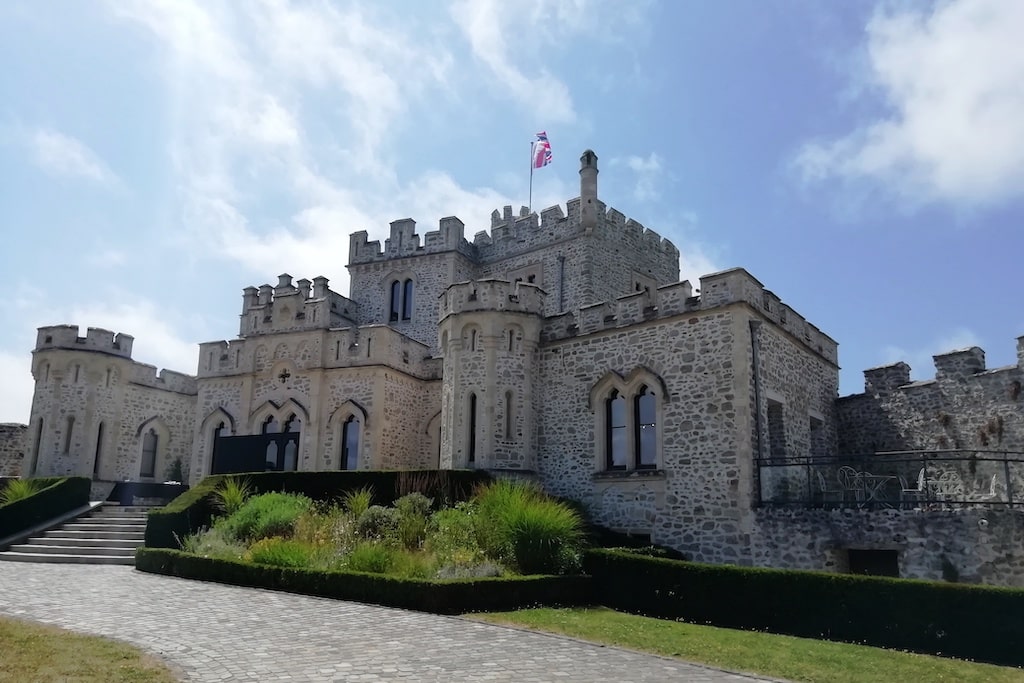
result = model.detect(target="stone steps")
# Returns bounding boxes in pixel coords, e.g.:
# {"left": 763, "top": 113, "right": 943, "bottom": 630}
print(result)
{"left": 0, "top": 503, "right": 151, "bottom": 566}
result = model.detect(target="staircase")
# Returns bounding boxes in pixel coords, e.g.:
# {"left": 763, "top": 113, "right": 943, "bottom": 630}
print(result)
{"left": 0, "top": 504, "right": 149, "bottom": 565}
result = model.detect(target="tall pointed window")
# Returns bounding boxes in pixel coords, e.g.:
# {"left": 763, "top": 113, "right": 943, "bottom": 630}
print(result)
{"left": 282, "top": 414, "right": 301, "bottom": 471}
{"left": 390, "top": 281, "right": 401, "bottom": 321}
{"left": 341, "top": 416, "right": 360, "bottom": 470}
{"left": 63, "top": 416, "right": 75, "bottom": 453}
{"left": 402, "top": 279, "right": 413, "bottom": 320}
{"left": 141, "top": 429, "right": 158, "bottom": 478}
{"left": 606, "top": 391, "right": 628, "bottom": 469}
{"left": 636, "top": 386, "right": 657, "bottom": 469}
{"left": 468, "top": 392, "right": 478, "bottom": 464}
{"left": 93, "top": 423, "right": 105, "bottom": 478}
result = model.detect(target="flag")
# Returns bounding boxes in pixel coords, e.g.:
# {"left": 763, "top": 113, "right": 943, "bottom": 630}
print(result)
{"left": 532, "top": 131, "right": 552, "bottom": 169}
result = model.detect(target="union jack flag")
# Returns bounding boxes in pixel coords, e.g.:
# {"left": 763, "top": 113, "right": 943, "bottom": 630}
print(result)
{"left": 533, "top": 131, "right": 552, "bottom": 169}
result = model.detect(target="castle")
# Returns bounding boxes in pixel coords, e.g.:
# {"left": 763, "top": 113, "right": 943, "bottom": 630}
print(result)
{"left": 6, "top": 150, "right": 1024, "bottom": 585}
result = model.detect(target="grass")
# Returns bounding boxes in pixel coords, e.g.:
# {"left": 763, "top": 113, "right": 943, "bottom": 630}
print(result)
{"left": 0, "top": 616, "right": 179, "bottom": 682}
{"left": 473, "top": 607, "right": 1024, "bottom": 683}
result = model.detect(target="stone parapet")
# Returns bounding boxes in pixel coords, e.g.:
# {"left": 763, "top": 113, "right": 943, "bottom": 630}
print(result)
{"left": 239, "top": 274, "right": 357, "bottom": 337}
{"left": 35, "top": 325, "right": 134, "bottom": 359}
{"left": 440, "top": 280, "right": 545, "bottom": 319}
{"left": 130, "top": 365, "right": 197, "bottom": 394}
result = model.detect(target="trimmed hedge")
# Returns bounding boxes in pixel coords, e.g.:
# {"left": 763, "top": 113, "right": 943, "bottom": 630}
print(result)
{"left": 583, "top": 548, "right": 1024, "bottom": 667}
{"left": 0, "top": 477, "right": 91, "bottom": 541}
{"left": 136, "top": 547, "right": 591, "bottom": 614}
{"left": 145, "top": 470, "right": 492, "bottom": 549}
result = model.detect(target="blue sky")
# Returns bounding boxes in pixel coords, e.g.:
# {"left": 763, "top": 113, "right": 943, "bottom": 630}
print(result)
{"left": 1, "top": 0, "right": 1022, "bottom": 423}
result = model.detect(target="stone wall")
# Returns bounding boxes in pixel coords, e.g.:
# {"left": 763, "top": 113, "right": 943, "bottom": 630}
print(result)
{"left": 751, "top": 506, "right": 1024, "bottom": 587}
{"left": 837, "top": 338, "right": 1024, "bottom": 455}
{"left": 0, "top": 424, "right": 27, "bottom": 476}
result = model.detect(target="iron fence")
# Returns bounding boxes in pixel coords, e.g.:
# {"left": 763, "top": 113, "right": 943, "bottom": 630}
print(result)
{"left": 757, "top": 449, "right": 1024, "bottom": 509}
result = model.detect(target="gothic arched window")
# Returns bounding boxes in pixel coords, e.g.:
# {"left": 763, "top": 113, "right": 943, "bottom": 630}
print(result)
{"left": 390, "top": 281, "right": 401, "bottom": 322}
{"left": 402, "top": 279, "right": 414, "bottom": 320}
{"left": 341, "top": 416, "right": 360, "bottom": 470}
{"left": 635, "top": 386, "right": 657, "bottom": 469}
{"left": 141, "top": 429, "right": 158, "bottom": 478}
{"left": 606, "top": 391, "right": 627, "bottom": 470}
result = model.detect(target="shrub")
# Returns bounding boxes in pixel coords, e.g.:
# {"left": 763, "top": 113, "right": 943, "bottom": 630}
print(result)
{"left": 136, "top": 547, "right": 592, "bottom": 614}
{"left": 0, "top": 479, "right": 41, "bottom": 505}
{"left": 217, "top": 492, "right": 312, "bottom": 542}
{"left": 471, "top": 480, "right": 584, "bottom": 574}
{"left": 501, "top": 500, "right": 584, "bottom": 575}
{"left": 395, "top": 492, "right": 433, "bottom": 550}
{"left": 179, "top": 527, "right": 246, "bottom": 561}
{"left": 341, "top": 486, "right": 374, "bottom": 519}
{"left": 248, "top": 537, "right": 319, "bottom": 569}
{"left": 355, "top": 505, "right": 400, "bottom": 542}
{"left": 214, "top": 477, "right": 253, "bottom": 517}
{"left": 426, "top": 503, "right": 485, "bottom": 568}
{"left": 293, "top": 503, "right": 346, "bottom": 547}
{"left": 346, "top": 542, "right": 396, "bottom": 574}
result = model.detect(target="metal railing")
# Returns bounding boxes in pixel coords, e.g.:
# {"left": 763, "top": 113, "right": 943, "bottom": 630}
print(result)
{"left": 757, "top": 449, "right": 1024, "bottom": 509}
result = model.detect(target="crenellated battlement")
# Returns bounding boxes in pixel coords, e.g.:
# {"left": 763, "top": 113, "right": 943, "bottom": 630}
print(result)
{"left": 853, "top": 336, "right": 1024, "bottom": 395}
{"left": 239, "top": 274, "right": 357, "bottom": 338}
{"left": 348, "top": 216, "right": 471, "bottom": 264}
{"left": 539, "top": 268, "right": 837, "bottom": 364}
{"left": 440, "top": 279, "right": 546, "bottom": 320}
{"left": 35, "top": 325, "right": 134, "bottom": 359}
{"left": 130, "top": 364, "right": 197, "bottom": 394}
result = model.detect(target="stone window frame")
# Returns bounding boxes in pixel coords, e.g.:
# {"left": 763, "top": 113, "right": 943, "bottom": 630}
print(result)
{"left": 590, "top": 367, "right": 668, "bottom": 473}
{"left": 328, "top": 400, "right": 368, "bottom": 470}
{"left": 460, "top": 323, "right": 483, "bottom": 353}
{"left": 508, "top": 262, "right": 543, "bottom": 289}
{"left": 135, "top": 417, "right": 170, "bottom": 481}
{"left": 385, "top": 270, "right": 416, "bottom": 323}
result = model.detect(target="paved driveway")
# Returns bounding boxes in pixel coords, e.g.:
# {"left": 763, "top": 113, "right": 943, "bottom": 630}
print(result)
{"left": 0, "top": 564, "right": 775, "bottom": 682}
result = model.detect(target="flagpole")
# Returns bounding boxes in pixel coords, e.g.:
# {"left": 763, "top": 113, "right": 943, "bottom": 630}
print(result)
{"left": 528, "top": 141, "right": 535, "bottom": 215}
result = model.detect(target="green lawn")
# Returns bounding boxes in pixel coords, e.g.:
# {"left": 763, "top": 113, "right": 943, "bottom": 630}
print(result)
{"left": 473, "top": 607, "right": 1024, "bottom": 683}
{"left": 0, "top": 616, "right": 180, "bottom": 683}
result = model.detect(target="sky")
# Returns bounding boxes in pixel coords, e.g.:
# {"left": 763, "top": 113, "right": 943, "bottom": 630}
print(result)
{"left": 1, "top": 0, "right": 1022, "bottom": 423}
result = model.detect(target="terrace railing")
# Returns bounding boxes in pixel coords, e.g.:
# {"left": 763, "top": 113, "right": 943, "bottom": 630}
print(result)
{"left": 757, "top": 450, "right": 1024, "bottom": 509}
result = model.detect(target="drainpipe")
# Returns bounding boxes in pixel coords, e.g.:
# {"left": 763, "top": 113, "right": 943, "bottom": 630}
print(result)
{"left": 749, "top": 319, "right": 764, "bottom": 506}
{"left": 557, "top": 254, "right": 566, "bottom": 312}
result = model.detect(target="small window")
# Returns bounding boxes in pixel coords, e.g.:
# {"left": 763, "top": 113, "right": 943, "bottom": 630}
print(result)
{"left": 847, "top": 549, "right": 899, "bottom": 577}
{"left": 93, "top": 423, "right": 104, "bottom": 478}
{"left": 504, "top": 390, "right": 514, "bottom": 439}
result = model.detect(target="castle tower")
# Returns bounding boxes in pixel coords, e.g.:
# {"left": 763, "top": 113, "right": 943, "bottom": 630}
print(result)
{"left": 26, "top": 326, "right": 134, "bottom": 479}
{"left": 580, "top": 149, "right": 599, "bottom": 232}
{"left": 438, "top": 280, "right": 545, "bottom": 471}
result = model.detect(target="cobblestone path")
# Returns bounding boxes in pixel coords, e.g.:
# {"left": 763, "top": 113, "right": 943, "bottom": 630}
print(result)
{"left": 0, "top": 564, "right": 777, "bottom": 682}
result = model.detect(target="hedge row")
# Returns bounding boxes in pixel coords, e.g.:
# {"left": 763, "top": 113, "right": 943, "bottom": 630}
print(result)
{"left": 0, "top": 477, "right": 92, "bottom": 542}
{"left": 137, "top": 547, "right": 591, "bottom": 614}
{"left": 145, "top": 470, "right": 492, "bottom": 549}
{"left": 583, "top": 548, "right": 1024, "bottom": 667}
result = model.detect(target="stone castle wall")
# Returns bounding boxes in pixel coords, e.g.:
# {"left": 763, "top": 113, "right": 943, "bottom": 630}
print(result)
{"left": 837, "top": 339, "right": 1024, "bottom": 455}
{"left": 0, "top": 424, "right": 27, "bottom": 476}
{"left": 751, "top": 507, "right": 1024, "bottom": 587}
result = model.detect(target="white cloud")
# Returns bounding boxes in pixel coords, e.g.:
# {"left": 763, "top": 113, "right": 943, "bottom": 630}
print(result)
{"left": 611, "top": 153, "right": 664, "bottom": 202}
{"left": 30, "top": 128, "right": 118, "bottom": 185}
{"left": 0, "top": 349, "right": 34, "bottom": 424}
{"left": 881, "top": 327, "right": 983, "bottom": 380}
{"left": 450, "top": 0, "right": 576, "bottom": 123}
{"left": 795, "top": 0, "right": 1024, "bottom": 207}
{"left": 67, "top": 300, "right": 200, "bottom": 377}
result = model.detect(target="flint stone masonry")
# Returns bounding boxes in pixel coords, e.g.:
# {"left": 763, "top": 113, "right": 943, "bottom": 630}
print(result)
{"left": 838, "top": 338, "right": 1024, "bottom": 455}
{"left": 15, "top": 147, "right": 1024, "bottom": 587}
{"left": 0, "top": 424, "right": 26, "bottom": 476}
